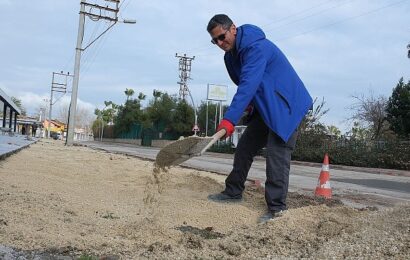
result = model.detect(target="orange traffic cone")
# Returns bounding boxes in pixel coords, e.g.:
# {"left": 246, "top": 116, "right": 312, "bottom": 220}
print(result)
{"left": 314, "top": 153, "right": 332, "bottom": 198}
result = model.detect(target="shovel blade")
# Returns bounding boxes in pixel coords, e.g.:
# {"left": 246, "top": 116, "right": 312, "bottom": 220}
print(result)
{"left": 155, "top": 136, "right": 213, "bottom": 168}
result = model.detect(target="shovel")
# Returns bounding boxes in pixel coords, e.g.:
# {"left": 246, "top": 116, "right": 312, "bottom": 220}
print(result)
{"left": 155, "top": 129, "right": 226, "bottom": 168}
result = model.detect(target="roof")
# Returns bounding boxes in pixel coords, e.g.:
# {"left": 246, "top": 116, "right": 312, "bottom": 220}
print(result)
{"left": 0, "top": 88, "right": 22, "bottom": 114}
{"left": 17, "top": 116, "right": 41, "bottom": 125}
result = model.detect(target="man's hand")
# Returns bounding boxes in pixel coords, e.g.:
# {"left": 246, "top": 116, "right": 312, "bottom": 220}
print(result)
{"left": 217, "top": 119, "right": 235, "bottom": 138}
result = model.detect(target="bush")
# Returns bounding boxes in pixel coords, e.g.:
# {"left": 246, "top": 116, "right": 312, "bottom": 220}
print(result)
{"left": 293, "top": 133, "right": 410, "bottom": 170}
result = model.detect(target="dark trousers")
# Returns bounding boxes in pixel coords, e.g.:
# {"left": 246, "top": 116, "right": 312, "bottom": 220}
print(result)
{"left": 224, "top": 112, "right": 297, "bottom": 212}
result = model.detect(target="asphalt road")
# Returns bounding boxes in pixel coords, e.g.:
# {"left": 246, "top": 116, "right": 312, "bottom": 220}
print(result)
{"left": 78, "top": 140, "right": 410, "bottom": 208}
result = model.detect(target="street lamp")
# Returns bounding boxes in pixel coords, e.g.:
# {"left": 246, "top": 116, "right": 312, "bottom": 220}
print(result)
{"left": 122, "top": 19, "right": 136, "bottom": 24}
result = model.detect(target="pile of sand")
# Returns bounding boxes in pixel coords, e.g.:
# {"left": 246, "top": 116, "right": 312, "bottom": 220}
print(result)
{"left": 0, "top": 139, "right": 408, "bottom": 259}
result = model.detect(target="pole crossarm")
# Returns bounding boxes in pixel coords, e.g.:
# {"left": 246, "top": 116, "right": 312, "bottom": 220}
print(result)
{"left": 82, "top": 2, "right": 119, "bottom": 13}
{"left": 81, "top": 12, "right": 118, "bottom": 22}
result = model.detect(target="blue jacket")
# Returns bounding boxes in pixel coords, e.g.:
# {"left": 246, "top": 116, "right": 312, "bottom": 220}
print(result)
{"left": 223, "top": 24, "right": 313, "bottom": 142}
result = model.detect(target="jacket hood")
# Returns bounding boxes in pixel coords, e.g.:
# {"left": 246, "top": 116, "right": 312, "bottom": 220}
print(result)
{"left": 235, "top": 24, "right": 266, "bottom": 52}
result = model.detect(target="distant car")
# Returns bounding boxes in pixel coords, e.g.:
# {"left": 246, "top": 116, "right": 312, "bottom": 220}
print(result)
{"left": 50, "top": 132, "right": 61, "bottom": 140}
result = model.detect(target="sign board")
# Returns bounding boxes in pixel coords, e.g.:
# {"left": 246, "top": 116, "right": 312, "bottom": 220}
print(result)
{"left": 207, "top": 84, "right": 228, "bottom": 101}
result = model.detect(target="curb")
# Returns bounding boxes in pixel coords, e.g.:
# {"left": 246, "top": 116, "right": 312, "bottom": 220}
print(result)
{"left": 0, "top": 139, "right": 38, "bottom": 160}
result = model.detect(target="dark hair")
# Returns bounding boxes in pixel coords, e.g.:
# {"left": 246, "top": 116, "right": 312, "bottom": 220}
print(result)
{"left": 207, "top": 14, "right": 233, "bottom": 32}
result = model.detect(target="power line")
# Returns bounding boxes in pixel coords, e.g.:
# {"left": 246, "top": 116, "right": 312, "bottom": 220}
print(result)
{"left": 185, "top": 1, "right": 350, "bottom": 54}
{"left": 264, "top": 0, "right": 355, "bottom": 33}
{"left": 263, "top": 0, "right": 346, "bottom": 29}
{"left": 274, "top": 0, "right": 409, "bottom": 42}
{"left": 192, "top": 0, "right": 409, "bottom": 59}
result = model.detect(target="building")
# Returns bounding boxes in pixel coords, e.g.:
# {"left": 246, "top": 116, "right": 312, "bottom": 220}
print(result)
{"left": 0, "top": 88, "right": 21, "bottom": 134}
{"left": 16, "top": 116, "right": 42, "bottom": 137}
{"left": 43, "top": 119, "right": 66, "bottom": 139}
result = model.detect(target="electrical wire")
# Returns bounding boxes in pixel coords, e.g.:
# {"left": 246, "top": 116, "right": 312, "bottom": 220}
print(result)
{"left": 261, "top": 0, "right": 336, "bottom": 28}
{"left": 193, "top": 0, "right": 409, "bottom": 58}
{"left": 80, "top": 23, "right": 114, "bottom": 76}
{"left": 273, "top": 0, "right": 409, "bottom": 42}
{"left": 263, "top": 0, "right": 355, "bottom": 32}
{"left": 185, "top": 0, "right": 352, "bottom": 55}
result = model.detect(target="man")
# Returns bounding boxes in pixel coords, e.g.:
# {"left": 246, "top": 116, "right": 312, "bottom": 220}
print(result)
{"left": 207, "top": 14, "right": 313, "bottom": 223}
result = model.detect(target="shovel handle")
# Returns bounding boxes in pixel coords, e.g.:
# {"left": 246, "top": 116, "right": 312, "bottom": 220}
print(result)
{"left": 200, "top": 129, "right": 227, "bottom": 155}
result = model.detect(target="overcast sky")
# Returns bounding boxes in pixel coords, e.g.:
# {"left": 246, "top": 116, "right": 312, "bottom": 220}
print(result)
{"left": 0, "top": 0, "right": 409, "bottom": 132}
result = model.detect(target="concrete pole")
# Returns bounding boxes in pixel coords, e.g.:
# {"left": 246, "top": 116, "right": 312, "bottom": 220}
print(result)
{"left": 205, "top": 100, "right": 209, "bottom": 137}
{"left": 66, "top": 2, "right": 85, "bottom": 145}
{"left": 100, "top": 110, "right": 103, "bottom": 141}
{"left": 219, "top": 101, "right": 223, "bottom": 124}
{"left": 187, "top": 89, "right": 198, "bottom": 136}
{"left": 48, "top": 72, "right": 55, "bottom": 138}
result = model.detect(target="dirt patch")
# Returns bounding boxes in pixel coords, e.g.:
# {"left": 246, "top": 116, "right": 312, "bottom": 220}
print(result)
{"left": 0, "top": 139, "right": 409, "bottom": 259}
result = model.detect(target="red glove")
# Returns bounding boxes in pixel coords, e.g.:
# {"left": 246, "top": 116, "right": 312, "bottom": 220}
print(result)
{"left": 217, "top": 119, "right": 235, "bottom": 138}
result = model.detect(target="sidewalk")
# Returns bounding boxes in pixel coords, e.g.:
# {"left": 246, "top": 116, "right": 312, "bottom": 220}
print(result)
{"left": 0, "top": 134, "right": 38, "bottom": 159}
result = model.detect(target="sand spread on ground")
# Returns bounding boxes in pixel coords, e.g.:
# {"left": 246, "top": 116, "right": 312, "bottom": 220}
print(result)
{"left": 0, "top": 139, "right": 408, "bottom": 259}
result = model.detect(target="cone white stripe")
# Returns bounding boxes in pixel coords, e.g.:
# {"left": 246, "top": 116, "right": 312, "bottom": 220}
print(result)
{"left": 322, "top": 164, "right": 329, "bottom": 171}
{"left": 320, "top": 181, "right": 331, "bottom": 189}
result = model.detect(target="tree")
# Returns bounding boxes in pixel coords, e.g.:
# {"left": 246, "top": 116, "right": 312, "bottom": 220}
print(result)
{"left": 102, "top": 101, "right": 118, "bottom": 125}
{"left": 299, "top": 97, "right": 329, "bottom": 134}
{"left": 348, "top": 90, "right": 390, "bottom": 140}
{"left": 386, "top": 78, "right": 410, "bottom": 138}
{"left": 58, "top": 103, "right": 94, "bottom": 128}
{"left": 138, "top": 92, "right": 146, "bottom": 101}
{"left": 11, "top": 96, "right": 26, "bottom": 116}
{"left": 326, "top": 125, "right": 341, "bottom": 138}
{"left": 145, "top": 92, "right": 177, "bottom": 132}
{"left": 170, "top": 100, "right": 195, "bottom": 136}
{"left": 346, "top": 121, "right": 371, "bottom": 141}
{"left": 114, "top": 99, "right": 143, "bottom": 134}
{"left": 124, "top": 88, "right": 135, "bottom": 101}
{"left": 153, "top": 89, "right": 162, "bottom": 100}
{"left": 197, "top": 101, "right": 228, "bottom": 136}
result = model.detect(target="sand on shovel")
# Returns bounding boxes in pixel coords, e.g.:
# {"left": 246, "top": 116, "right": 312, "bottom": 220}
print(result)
{"left": 155, "top": 136, "right": 214, "bottom": 169}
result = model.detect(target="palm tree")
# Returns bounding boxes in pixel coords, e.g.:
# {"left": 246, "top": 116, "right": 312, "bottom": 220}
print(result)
{"left": 138, "top": 92, "right": 146, "bottom": 101}
{"left": 124, "top": 88, "right": 135, "bottom": 101}
{"left": 153, "top": 89, "right": 162, "bottom": 101}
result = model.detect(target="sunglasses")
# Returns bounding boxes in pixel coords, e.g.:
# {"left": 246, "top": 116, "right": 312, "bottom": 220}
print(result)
{"left": 211, "top": 29, "right": 229, "bottom": 44}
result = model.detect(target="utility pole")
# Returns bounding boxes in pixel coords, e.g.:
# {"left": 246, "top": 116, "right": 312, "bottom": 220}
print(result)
{"left": 176, "top": 53, "right": 199, "bottom": 135}
{"left": 48, "top": 71, "right": 72, "bottom": 138}
{"left": 66, "top": 0, "right": 134, "bottom": 145}
{"left": 407, "top": 43, "right": 410, "bottom": 59}
{"left": 176, "top": 53, "right": 195, "bottom": 101}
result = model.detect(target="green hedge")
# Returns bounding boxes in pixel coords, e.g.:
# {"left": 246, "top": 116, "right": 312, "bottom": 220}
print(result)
{"left": 208, "top": 133, "right": 410, "bottom": 170}
{"left": 293, "top": 133, "right": 410, "bottom": 170}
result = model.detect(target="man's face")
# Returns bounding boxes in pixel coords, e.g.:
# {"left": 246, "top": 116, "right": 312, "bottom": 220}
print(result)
{"left": 210, "top": 24, "right": 236, "bottom": 52}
